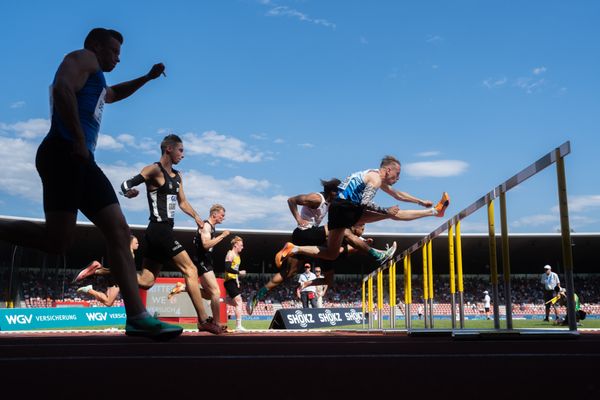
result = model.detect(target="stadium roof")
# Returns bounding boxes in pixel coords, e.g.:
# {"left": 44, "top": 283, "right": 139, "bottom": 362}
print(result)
{"left": 1, "top": 215, "right": 598, "bottom": 275}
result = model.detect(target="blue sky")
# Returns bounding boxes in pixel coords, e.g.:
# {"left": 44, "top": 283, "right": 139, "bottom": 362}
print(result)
{"left": 1, "top": 0, "right": 599, "bottom": 234}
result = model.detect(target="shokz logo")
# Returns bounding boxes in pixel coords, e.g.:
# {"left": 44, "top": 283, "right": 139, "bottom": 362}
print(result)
{"left": 286, "top": 310, "right": 314, "bottom": 328}
{"left": 344, "top": 309, "right": 364, "bottom": 324}
{"left": 318, "top": 309, "right": 342, "bottom": 326}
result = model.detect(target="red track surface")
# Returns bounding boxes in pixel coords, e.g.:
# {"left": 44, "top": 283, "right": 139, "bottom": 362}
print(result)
{"left": 1, "top": 330, "right": 599, "bottom": 398}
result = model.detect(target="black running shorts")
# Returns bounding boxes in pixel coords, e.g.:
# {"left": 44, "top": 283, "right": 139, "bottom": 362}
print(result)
{"left": 327, "top": 198, "right": 365, "bottom": 230}
{"left": 224, "top": 279, "right": 241, "bottom": 298}
{"left": 143, "top": 222, "right": 185, "bottom": 264}
{"left": 36, "top": 137, "right": 118, "bottom": 217}
{"left": 292, "top": 226, "right": 327, "bottom": 246}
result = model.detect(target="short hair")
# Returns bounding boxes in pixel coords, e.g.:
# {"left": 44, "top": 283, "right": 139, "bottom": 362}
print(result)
{"left": 380, "top": 155, "right": 401, "bottom": 168}
{"left": 320, "top": 178, "right": 341, "bottom": 194}
{"left": 231, "top": 236, "right": 243, "bottom": 246}
{"left": 160, "top": 134, "right": 182, "bottom": 154}
{"left": 84, "top": 28, "right": 123, "bottom": 50}
{"left": 210, "top": 204, "right": 225, "bottom": 215}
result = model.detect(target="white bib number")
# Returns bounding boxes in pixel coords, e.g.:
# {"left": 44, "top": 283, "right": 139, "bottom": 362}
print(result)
{"left": 167, "top": 194, "right": 177, "bottom": 219}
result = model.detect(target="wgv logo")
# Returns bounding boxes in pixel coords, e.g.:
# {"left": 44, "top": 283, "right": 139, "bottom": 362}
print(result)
{"left": 5, "top": 314, "right": 33, "bottom": 325}
{"left": 86, "top": 312, "right": 107, "bottom": 321}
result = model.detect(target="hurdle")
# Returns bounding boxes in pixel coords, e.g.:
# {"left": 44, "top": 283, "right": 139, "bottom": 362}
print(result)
{"left": 361, "top": 141, "right": 577, "bottom": 335}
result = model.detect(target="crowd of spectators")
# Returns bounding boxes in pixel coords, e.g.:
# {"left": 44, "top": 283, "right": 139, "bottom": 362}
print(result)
{"left": 2, "top": 268, "right": 600, "bottom": 313}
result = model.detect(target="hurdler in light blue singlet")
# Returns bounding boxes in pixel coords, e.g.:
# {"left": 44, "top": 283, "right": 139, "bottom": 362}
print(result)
{"left": 48, "top": 70, "right": 107, "bottom": 154}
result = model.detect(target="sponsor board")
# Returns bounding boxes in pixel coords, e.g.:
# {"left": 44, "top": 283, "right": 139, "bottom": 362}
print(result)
{"left": 0, "top": 307, "right": 126, "bottom": 331}
{"left": 269, "top": 308, "right": 364, "bottom": 329}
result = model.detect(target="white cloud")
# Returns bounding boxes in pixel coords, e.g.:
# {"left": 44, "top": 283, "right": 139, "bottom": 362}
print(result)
{"left": 265, "top": 6, "right": 336, "bottom": 29}
{"left": 416, "top": 151, "right": 440, "bottom": 157}
{"left": 0, "top": 118, "right": 50, "bottom": 139}
{"left": 97, "top": 134, "right": 124, "bottom": 151}
{"left": 183, "top": 131, "right": 265, "bottom": 162}
{"left": 404, "top": 160, "right": 468, "bottom": 178}
{"left": 274, "top": 138, "right": 285, "bottom": 144}
{"left": 533, "top": 66, "right": 547, "bottom": 75}
{"left": 0, "top": 136, "right": 42, "bottom": 202}
{"left": 10, "top": 101, "right": 26, "bottom": 109}
{"left": 251, "top": 133, "right": 268, "bottom": 140}
{"left": 298, "top": 143, "right": 314, "bottom": 148}
{"left": 552, "top": 195, "right": 600, "bottom": 213}
{"left": 483, "top": 77, "right": 508, "bottom": 89}
{"left": 514, "top": 77, "right": 546, "bottom": 94}
{"left": 117, "top": 133, "right": 136, "bottom": 146}
{"left": 426, "top": 35, "right": 443, "bottom": 43}
{"left": 512, "top": 214, "right": 558, "bottom": 228}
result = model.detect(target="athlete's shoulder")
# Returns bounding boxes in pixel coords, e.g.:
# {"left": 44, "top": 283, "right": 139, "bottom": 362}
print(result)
{"left": 62, "top": 49, "right": 100, "bottom": 72}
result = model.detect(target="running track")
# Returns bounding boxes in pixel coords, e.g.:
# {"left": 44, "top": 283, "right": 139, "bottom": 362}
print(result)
{"left": 1, "top": 329, "right": 599, "bottom": 398}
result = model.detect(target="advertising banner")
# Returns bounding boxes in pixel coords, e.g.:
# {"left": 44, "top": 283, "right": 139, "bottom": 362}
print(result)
{"left": 0, "top": 307, "right": 126, "bottom": 331}
{"left": 269, "top": 307, "right": 364, "bottom": 329}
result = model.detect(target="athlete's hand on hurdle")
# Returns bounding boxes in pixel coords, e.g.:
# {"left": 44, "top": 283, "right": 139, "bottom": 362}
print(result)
{"left": 123, "top": 188, "right": 140, "bottom": 198}
{"left": 147, "top": 63, "right": 166, "bottom": 80}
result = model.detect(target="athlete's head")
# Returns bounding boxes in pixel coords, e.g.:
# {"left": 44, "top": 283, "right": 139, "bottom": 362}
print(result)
{"left": 380, "top": 155, "right": 401, "bottom": 185}
{"left": 320, "top": 178, "right": 341, "bottom": 201}
{"left": 84, "top": 28, "right": 123, "bottom": 72}
{"left": 231, "top": 236, "right": 244, "bottom": 252}
{"left": 130, "top": 235, "right": 139, "bottom": 251}
{"left": 351, "top": 223, "right": 365, "bottom": 237}
{"left": 209, "top": 204, "right": 226, "bottom": 224}
{"left": 161, "top": 134, "right": 184, "bottom": 164}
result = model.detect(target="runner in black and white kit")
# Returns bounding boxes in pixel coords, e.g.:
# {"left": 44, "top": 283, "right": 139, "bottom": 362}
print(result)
{"left": 120, "top": 134, "right": 222, "bottom": 335}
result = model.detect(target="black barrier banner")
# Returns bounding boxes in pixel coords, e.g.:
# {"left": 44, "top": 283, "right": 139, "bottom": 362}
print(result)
{"left": 269, "top": 308, "right": 364, "bottom": 329}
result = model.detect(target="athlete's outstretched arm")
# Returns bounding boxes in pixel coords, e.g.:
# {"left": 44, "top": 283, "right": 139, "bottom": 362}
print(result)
{"left": 380, "top": 183, "right": 432, "bottom": 207}
{"left": 105, "top": 63, "right": 165, "bottom": 103}
{"left": 120, "top": 164, "right": 160, "bottom": 199}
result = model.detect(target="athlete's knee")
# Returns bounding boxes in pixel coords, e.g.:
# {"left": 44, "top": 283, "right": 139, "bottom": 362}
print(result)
{"left": 181, "top": 264, "right": 199, "bottom": 280}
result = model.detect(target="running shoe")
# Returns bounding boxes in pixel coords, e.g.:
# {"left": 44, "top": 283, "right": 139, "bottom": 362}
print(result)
{"left": 246, "top": 293, "right": 258, "bottom": 316}
{"left": 76, "top": 285, "right": 93, "bottom": 294}
{"left": 235, "top": 325, "right": 247, "bottom": 331}
{"left": 125, "top": 316, "right": 183, "bottom": 341}
{"left": 198, "top": 317, "right": 222, "bottom": 335}
{"left": 275, "top": 242, "right": 296, "bottom": 269}
{"left": 434, "top": 192, "right": 450, "bottom": 218}
{"left": 376, "top": 241, "right": 397, "bottom": 266}
{"left": 167, "top": 281, "right": 186, "bottom": 300}
{"left": 72, "top": 260, "right": 102, "bottom": 283}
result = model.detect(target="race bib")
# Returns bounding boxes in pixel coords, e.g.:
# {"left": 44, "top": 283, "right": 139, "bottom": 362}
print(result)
{"left": 93, "top": 88, "right": 107, "bottom": 124}
{"left": 167, "top": 194, "right": 177, "bottom": 219}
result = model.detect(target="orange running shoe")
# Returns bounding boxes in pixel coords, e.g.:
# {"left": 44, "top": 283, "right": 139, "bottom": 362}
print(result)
{"left": 72, "top": 260, "right": 102, "bottom": 283}
{"left": 167, "top": 282, "right": 186, "bottom": 300}
{"left": 274, "top": 242, "right": 296, "bottom": 269}
{"left": 434, "top": 192, "right": 450, "bottom": 218}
